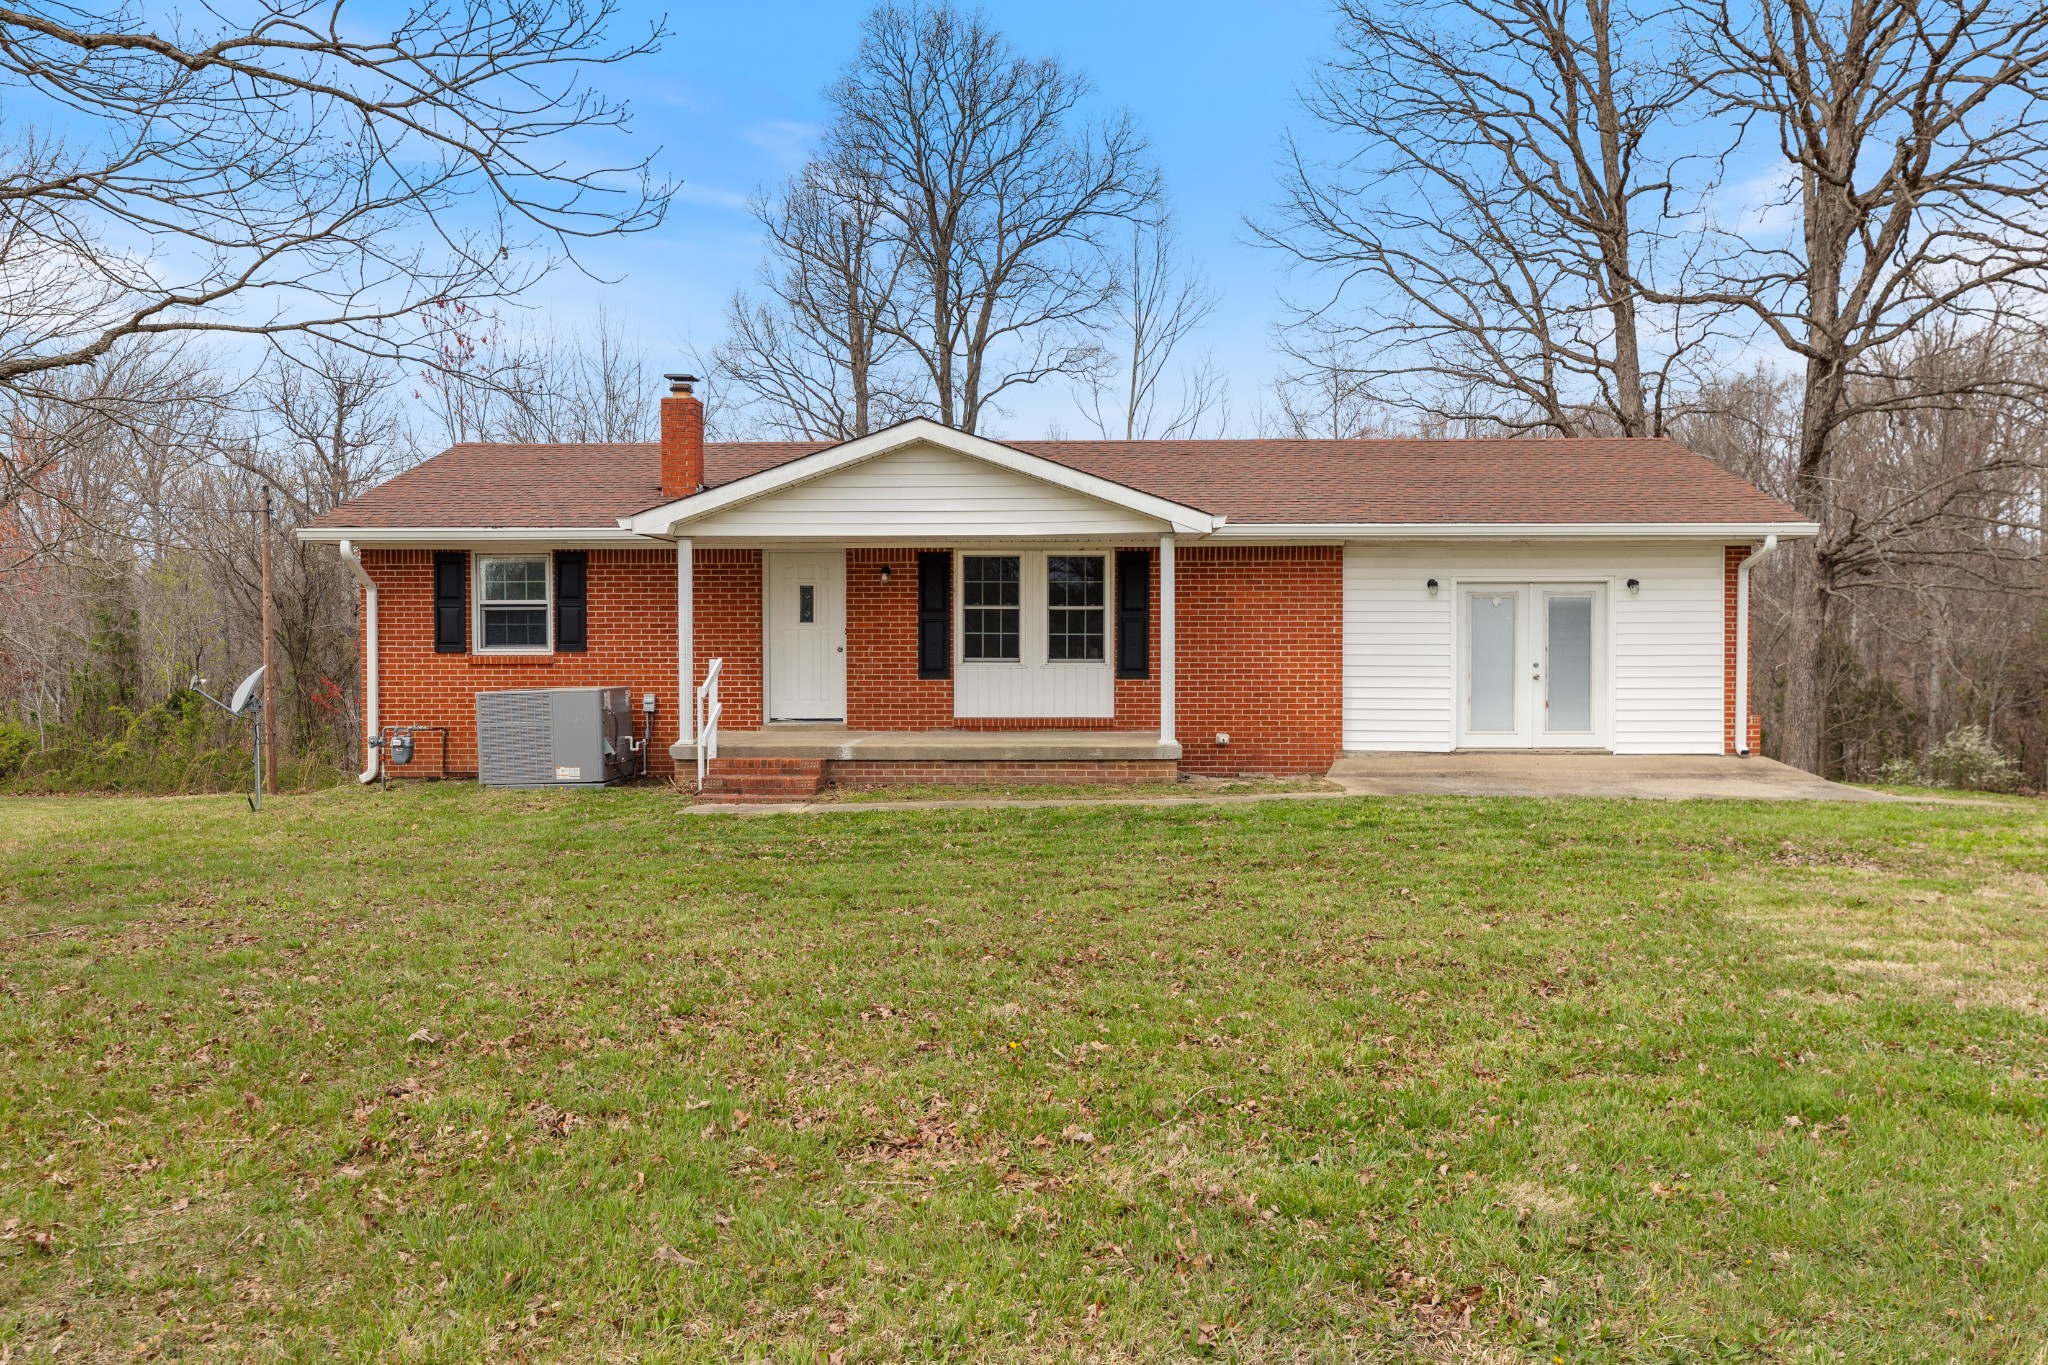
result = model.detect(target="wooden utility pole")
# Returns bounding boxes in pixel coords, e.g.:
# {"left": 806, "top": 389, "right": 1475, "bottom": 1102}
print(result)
{"left": 261, "top": 485, "right": 278, "bottom": 795}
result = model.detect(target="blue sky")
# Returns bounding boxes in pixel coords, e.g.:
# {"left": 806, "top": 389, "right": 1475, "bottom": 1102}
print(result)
{"left": 534, "top": 0, "right": 1340, "bottom": 436}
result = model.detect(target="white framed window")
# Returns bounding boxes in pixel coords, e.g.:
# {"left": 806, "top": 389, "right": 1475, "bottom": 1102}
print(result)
{"left": 475, "top": 554, "right": 551, "bottom": 652}
{"left": 1045, "top": 554, "right": 1106, "bottom": 661}
{"left": 961, "top": 554, "right": 1022, "bottom": 661}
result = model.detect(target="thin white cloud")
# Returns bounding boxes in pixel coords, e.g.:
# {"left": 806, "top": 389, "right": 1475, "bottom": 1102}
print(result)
{"left": 741, "top": 119, "right": 823, "bottom": 168}
{"left": 672, "top": 181, "right": 754, "bottom": 213}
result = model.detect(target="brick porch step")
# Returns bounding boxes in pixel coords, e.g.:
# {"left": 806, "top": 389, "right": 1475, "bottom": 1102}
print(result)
{"left": 697, "top": 756, "right": 826, "bottom": 802}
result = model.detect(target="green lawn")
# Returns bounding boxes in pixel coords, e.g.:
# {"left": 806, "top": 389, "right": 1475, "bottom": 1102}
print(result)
{"left": 2, "top": 786, "right": 2045, "bottom": 1362}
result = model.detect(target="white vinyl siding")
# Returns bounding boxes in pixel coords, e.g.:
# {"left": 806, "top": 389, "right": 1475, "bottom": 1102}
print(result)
{"left": 679, "top": 443, "right": 1168, "bottom": 539}
{"left": 1344, "top": 542, "right": 1725, "bottom": 754}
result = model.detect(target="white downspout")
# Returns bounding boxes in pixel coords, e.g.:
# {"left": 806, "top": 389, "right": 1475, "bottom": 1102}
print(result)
{"left": 338, "top": 540, "right": 380, "bottom": 783}
{"left": 1735, "top": 534, "right": 1777, "bottom": 757}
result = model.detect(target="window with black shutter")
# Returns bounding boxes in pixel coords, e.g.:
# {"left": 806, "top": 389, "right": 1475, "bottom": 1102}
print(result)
{"left": 554, "top": 551, "right": 588, "bottom": 652}
{"left": 1115, "top": 549, "right": 1150, "bottom": 678}
{"left": 917, "top": 552, "right": 951, "bottom": 678}
{"left": 433, "top": 552, "right": 467, "bottom": 654}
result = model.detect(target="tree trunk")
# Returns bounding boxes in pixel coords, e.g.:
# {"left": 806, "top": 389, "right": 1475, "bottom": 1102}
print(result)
{"left": 1589, "top": 0, "right": 1649, "bottom": 437}
{"left": 1778, "top": 539, "right": 1832, "bottom": 774}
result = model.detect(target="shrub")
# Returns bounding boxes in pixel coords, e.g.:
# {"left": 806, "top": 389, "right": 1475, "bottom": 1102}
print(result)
{"left": 1919, "top": 725, "right": 2022, "bottom": 793}
{"left": 0, "top": 720, "right": 34, "bottom": 777}
{"left": 0, "top": 691, "right": 348, "bottom": 795}
{"left": 1872, "top": 756, "right": 1922, "bottom": 788}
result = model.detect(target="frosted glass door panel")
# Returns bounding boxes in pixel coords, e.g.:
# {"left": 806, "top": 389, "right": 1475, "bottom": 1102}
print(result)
{"left": 1467, "top": 593, "right": 1518, "bottom": 733}
{"left": 1545, "top": 594, "right": 1594, "bottom": 733}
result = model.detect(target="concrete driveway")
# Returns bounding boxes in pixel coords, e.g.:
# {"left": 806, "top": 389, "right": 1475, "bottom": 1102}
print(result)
{"left": 1327, "top": 752, "right": 1899, "bottom": 801}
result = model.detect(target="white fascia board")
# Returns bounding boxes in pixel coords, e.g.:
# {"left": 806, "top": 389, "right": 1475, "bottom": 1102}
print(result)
{"left": 1206, "top": 520, "right": 1820, "bottom": 541}
{"left": 617, "top": 418, "right": 1220, "bottom": 537}
{"left": 295, "top": 526, "right": 655, "bottom": 547}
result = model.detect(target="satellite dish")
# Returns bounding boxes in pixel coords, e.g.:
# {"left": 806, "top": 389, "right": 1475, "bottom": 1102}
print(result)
{"left": 228, "top": 665, "right": 266, "bottom": 717}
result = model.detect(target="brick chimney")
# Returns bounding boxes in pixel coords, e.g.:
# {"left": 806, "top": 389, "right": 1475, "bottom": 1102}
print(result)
{"left": 660, "top": 373, "right": 704, "bottom": 498}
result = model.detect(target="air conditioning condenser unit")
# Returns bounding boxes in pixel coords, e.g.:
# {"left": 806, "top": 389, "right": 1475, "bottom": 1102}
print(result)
{"left": 476, "top": 686, "right": 637, "bottom": 788}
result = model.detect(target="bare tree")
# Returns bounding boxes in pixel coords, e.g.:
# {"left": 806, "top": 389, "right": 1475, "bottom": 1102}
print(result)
{"left": 826, "top": 2, "right": 1158, "bottom": 433}
{"left": 0, "top": 342, "right": 225, "bottom": 564}
{"left": 0, "top": 0, "right": 672, "bottom": 397}
{"left": 1263, "top": 0, "right": 1708, "bottom": 436}
{"left": 1077, "top": 216, "right": 1225, "bottom": 439}
{"left": 716, "top": 162, "right": 911, "bottom": 440}
{"left": 1671, "top": 0, "right": 2048, "bottom": 772}
{"left": 488, "top": 311, "right": 664, "bottom": 444}
{"left": 1261, "top": 336, "right": 1407, "bottom": 439}
{"left": 411, "top": 307, "right": 661, "bottom": 445}
{"left": 1680, "top": 323, "right": 2048, "bottom": 779}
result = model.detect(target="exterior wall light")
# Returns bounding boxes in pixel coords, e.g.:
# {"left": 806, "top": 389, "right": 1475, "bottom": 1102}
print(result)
{"left": 1426, "top": 578, "right": 1439, "bottom": 596}
{"left": 879, "top": 563, "right": 893, "bottom": 582}
{"left": 1627, "top": 577, "right": 1641, "bottom": 594}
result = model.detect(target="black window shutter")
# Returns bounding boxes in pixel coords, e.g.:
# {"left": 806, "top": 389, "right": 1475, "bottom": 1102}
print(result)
{"left": 433, "top": 552, "right": 467, "bottom": 654}
{"left": 917, "top": 552, "right": 951, "bottom": 679}
{"left": 1116, "top": 549, "right": 1150, "bottom": 679}
{"left": 554, "top": 551, "right": 588, "bottom": 653}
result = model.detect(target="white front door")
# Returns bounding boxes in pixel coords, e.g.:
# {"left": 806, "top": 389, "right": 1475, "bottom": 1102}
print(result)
{"left": 765, "top": 551, "right": 846, "bottom": 721}
{"left": 1460, "top": 583, "right": 1606, "bottom": 748}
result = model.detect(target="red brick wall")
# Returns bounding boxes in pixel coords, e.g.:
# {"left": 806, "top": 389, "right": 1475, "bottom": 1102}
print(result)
{"left": 362, "top": 548, "right": 684, "bottom": 776}
{"left": 1723, "top": 545, "right": 1749, "bottom": 756}
{"left": 694, "top": 550, "right": 763, "bottom": 732}
{"left": 1174, "top": 545, "right": 1343, "bottom": 776}
{"left": 845, "top": 548, "right": 952, "bottom": 728}
{"left": 359, "top": 542, "right": 1343, "bottom": 781}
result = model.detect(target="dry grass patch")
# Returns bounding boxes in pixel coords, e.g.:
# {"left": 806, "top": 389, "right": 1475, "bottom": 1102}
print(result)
{"left": 1737, "top": 856, "right": 2048, "bottom": 1015}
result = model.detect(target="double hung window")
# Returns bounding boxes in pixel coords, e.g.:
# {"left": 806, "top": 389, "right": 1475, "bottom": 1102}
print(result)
{"left": 477, "top": 555, "right": 550, "bottom": 650}
{"left": 961, "top": 555, "right": 1022, "bottom": 661}
{"left": 1046, "top": 555, "right": 1105, "bottom": 661}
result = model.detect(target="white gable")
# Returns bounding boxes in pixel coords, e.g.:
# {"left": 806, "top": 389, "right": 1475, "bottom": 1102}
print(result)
{"left": 675, "top": 440, "right": 1172, "bottom": 539}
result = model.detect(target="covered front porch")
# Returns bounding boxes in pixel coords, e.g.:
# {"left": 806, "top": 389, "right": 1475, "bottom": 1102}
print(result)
{"left": 665, "top": 535, "right": 1185, "bottom": 795}
{"left": 616, "top": 420, "right": 1339, "bottom": 791}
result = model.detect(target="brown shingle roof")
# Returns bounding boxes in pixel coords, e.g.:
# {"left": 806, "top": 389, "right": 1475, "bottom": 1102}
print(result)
{"left": 306, "top": 434, "right": 1802, "bottom": 531}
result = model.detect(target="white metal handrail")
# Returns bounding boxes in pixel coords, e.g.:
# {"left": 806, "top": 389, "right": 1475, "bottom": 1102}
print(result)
{"left": 695, "top": 656, "right": 724, "bottom": 789}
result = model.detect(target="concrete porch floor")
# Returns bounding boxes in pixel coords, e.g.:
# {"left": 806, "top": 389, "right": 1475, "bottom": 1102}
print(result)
{"left": 1327, "top": 752, "right": 1899, "bottom": 802}
{"left": 674, "top": 725, "right": 1181, "bottom": 764}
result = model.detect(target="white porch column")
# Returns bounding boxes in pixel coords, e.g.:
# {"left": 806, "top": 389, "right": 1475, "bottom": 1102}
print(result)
{"left": 1159, "top": 533, "right": 1176, "bottom": 745}
{"left": 677, "top": 537, "right": 695, "bottom": 746}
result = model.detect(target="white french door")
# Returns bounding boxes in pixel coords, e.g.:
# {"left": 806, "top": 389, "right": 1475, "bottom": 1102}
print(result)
{"left": 765, "top": 551, "right": 846, "bottom": 721}
{"left": 1459, "top": 583, "right": 1606, "bottom": 748}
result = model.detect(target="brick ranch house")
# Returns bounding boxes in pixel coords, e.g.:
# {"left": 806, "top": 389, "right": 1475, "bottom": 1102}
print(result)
{"left": 300, "top": 378, "right": 1815, "bottom": 796}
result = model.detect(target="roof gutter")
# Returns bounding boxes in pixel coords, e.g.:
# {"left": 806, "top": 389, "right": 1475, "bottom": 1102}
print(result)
{"left": 1202, "top": 520, "right": 1821, "bottom": 540}
{"left": 338, "top": 541, "right": 380, "bottom": 785}
{"left": 297, "top": 526, "right": 655, "bottom": 547}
